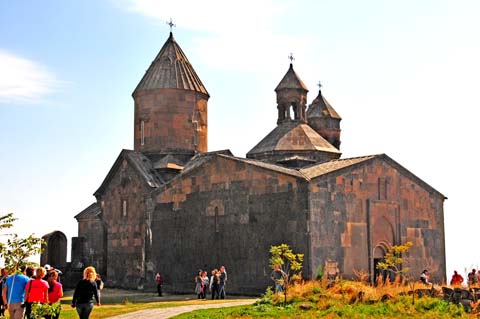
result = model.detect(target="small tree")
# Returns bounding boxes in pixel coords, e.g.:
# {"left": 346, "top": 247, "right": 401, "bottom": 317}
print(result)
{"left": 0, "top": 212, "right": 45, "bottom": 271}
{"left": 376, "top": 241, "right": 413, "bottom": 280}
{"left": 376, "top": 241, "right": 418, "bottom": 303}
{"left": 3, "top": 233, "right": 45, "bottom": 271}
{"left": 269, "top": 243, "right": 304, "bottom": 305}
{"left": 1, "top": 212, "right": 45, "bottom": 308}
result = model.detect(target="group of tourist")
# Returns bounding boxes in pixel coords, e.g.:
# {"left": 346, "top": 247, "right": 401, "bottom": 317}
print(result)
{"left": 195, "top": 265, "right": 227, "bottom": 299}
{"left": 421, "top": 268, "right": 480, "bottom": 287}
{"left": 1, "top": 264, "right": 103, "bottom": 319}
{"left": 450, "top": 268, "right": 480, "bottom": 286}
{"left": 1, "top": 265, "right": 63, "bottom": 319}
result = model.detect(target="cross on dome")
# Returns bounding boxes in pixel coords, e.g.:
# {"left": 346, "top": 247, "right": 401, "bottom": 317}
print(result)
{"left": 167, "top": 18, "right": 176, "bottom": 32}
{"left": 288, "top": 53, "right": 295, "bottom": 64}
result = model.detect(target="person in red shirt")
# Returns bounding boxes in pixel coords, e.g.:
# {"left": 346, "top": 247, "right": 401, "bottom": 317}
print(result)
{"left": 155, "top": 273, "right": 163, "bottom": 297}
{"left": 46, "top": 271, "right": 63, "bottom": 319}
{"left": 450, "top": 270, "right": 464, "bottom": 286}
{"left": 24, "top": 267, "right": 49, "bottom": 318}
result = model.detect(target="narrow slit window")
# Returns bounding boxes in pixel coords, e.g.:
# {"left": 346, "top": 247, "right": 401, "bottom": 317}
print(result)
{"left": 192, "top": 121, "right": 198, "bottom": 146}
{"left": 378, "top": 178, "right": 388, "bottom": 200}
{"left": 140, "top": 120, "right": 145, "bottom": 146}
{"left": 214, "top": 207, "right": 219, "bottom": 233}
{"left": 122, "top": 199, "right": 127, "bottom": 217}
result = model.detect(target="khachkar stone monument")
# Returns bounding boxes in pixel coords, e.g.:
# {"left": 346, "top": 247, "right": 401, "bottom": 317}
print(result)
{"left": 68, "top": 27, "right": 446, "bottom": 293}
{"left": 40, "top": 231, "right": 67, "bottom": 271}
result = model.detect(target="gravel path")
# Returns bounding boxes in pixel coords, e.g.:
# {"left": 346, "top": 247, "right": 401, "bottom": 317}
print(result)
{"left": 107, "top": 299, "right": 256, "bottom": 319}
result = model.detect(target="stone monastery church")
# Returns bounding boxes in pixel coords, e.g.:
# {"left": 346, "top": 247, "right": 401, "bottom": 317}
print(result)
{"left": 68, "top": 31, "right": 446, "bottom": 293}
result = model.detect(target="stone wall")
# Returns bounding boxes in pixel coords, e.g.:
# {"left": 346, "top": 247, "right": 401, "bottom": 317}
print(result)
{"left": 134, "top": 88, "right": 208, "bottom": 154}
{"left": 97, "top": 157, "right": 151, "bottom": 288}
{"left": 308, "top": 157, "right": 446, "bottom": 282}
{"left": 76, "top": 215, "right": 105, "bottom": 274}
{"left": 151, "top": 155, "right": 309, "bottom": 294}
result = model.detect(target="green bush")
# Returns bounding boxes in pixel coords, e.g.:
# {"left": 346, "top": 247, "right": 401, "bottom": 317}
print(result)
{"left": 254, "top": 286, "right": 274, "bottom": 305}
{"left": 316, "top": 265, "right": 324, "bottom": 280}
{"left": 30, "top": 302, "right": 61, "bottom": 319}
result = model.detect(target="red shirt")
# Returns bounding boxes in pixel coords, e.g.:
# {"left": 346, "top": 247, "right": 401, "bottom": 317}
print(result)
{"left": 26, "top": 279, "right": 49, "bottom": 303}
{"left": 48, "top": 282, "right": 63, "bottom": 303}
{"left": 451, "top": 274, "right": 464, "bottom": 285}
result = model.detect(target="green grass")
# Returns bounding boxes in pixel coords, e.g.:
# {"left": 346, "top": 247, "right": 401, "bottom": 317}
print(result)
{"left": 171, "top": 281, "right": 478, "bottom": 319}
{"left": 171, "top": 297, "right": 469, "bottom": 319}
{"left": 29, "top": 281, "right": 479, "bottom": 319}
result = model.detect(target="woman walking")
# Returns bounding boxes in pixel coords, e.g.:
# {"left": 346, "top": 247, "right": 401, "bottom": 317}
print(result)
{"left": 24, "top": 267, "right": 49, "bottom": 319}
{"left": 71, "top": 266, "right": 100, "bottom": 319}
{"left": 45, "top": 271, "right": 63, "bottom": 319}
{"left": 194, "top": 270, "right": 203, "bottom": 299}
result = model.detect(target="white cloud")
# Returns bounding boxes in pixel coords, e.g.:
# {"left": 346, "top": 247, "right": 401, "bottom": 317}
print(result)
{"left": 0, "top": 50, "right": 60, "bottom": 104}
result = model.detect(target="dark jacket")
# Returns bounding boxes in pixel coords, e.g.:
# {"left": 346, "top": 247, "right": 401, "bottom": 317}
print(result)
{"left": 72, "top": 279, "right": 99, "bottom": 305}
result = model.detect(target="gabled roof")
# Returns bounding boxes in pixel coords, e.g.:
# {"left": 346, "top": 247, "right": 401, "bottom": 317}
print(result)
{"left": 300, "top": 154, "right": 446, "bottom": 198}
{"left": 307, "top": 90, "right": 341, "bottom": 120}
{"left": 153, "top": 154, "right": 185, "bottom": 170}
{"left": 133, "top": 32, "right": 209, "bottom": 97}
{"left": 175, "top": 150, "right": 234, "bottom": 177}
{"left": 221, "top": 154, "right": 304, "bottom": 178}
{"left": 154, "top": 150, "right": 304, "bottom": 194}
{"left": 247, "top": 121, "right": 341, "bottom": 156}
{"left": 153, "top": 150, "right": 445, "bottom": 199}
{"left": 74, "top": 202, "right": 101, "bottom": 220}
{"left": 94, "top": 149, "right": 163, "bottom": 197}
{"left": 275, "top": 64, "right": 308, "bottom": 92}
{"left": 300, "top": 155, "right": 376, "bottom": 179}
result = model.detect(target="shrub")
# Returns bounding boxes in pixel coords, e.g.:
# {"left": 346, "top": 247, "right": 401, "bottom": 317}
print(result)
{"left": 254, "top": 286, "right": 274, "bottom": 305}
{"left": 316, "top": 264, "right": 324, "bottom": 280}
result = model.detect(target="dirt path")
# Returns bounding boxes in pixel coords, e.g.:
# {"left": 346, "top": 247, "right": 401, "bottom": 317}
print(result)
{"left": 107, "top": 299, "right": 256, "bottom": 319}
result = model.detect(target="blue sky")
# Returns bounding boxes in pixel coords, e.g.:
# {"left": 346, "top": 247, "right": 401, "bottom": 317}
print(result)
{"left": 1, "top": 0, "right": 479, "bottom": 280}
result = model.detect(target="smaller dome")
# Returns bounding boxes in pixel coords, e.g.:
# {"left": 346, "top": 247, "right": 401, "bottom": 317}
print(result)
{"left": 275, "top": 64, "right": 308, "bottom": 92}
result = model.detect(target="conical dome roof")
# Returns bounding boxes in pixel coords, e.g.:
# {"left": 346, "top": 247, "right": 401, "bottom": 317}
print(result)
{"left": 275, "top": 64, "right": 308, "bottom": 92}
{"left": 307, "top": 90, "right": 341, "bottom": 120}
{"left": 133, "top": 32, "right": 209, "bottom": 97}
{"left": 247, "top": 121, "right": 340, "bottom": 156}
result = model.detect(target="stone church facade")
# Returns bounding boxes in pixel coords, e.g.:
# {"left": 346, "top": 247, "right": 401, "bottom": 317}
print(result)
{"left": 67, "top": 32, "right": 446, "bottom": 293}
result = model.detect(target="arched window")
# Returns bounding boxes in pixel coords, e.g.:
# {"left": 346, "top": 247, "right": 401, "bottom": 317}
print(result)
{"left": 214, "top": 207, "right": 219, "bottom": 233}
{"left": 122, "top": 199, "right": 128, "bottom": 217}
{"left": 140, "top": 120, "right": 145, "bottom": 146}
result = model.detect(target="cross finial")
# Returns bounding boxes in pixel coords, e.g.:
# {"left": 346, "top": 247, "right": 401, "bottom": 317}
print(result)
{"left": 167, "top": 18, "right": 176, "bottom": 32}
{"left": 317, "top": 81, "right": 322, "bottom": 90}
{"left": 288, "top": 53, "right": 295, "bottom": 64}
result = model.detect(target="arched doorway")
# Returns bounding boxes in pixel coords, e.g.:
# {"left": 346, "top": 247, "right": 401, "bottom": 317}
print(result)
{"left": 373, "top": 242, "right": 389, "bottom": 285}
{"left": 40, "top": 231, "right": 67, "bottom": 270}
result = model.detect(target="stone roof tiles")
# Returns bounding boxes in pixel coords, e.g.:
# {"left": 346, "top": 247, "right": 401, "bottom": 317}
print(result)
{"left": 74, "top": 202, "right": 101, "bottom": 220}
{"left": 151, "top": 151, "right": 445, "bottom": 199}
{"left": 94, "top": 149, "right": 163, "bottom": 196}
{"left": 275, "top": 64, "right": 309, "bottom": 92}
{"left": 153, "top": 154, "right": 185, "bottom": 170}
{"left": 127, "top": 151, "right": 164, "bottom": 187}
{"left": 247, "top": 121, "right": 341, "bottom": 156}
{"left": 220, "top": 154, "right": 305, "bottom": 178}
{"left": 299, "top": 155, "right": 377, "bottom": 179}
{"left": 307, "top": 90, "right": 341, "bottom": 120}
{"left": 133, "top": 32, "right": 209, "bottom": 96}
